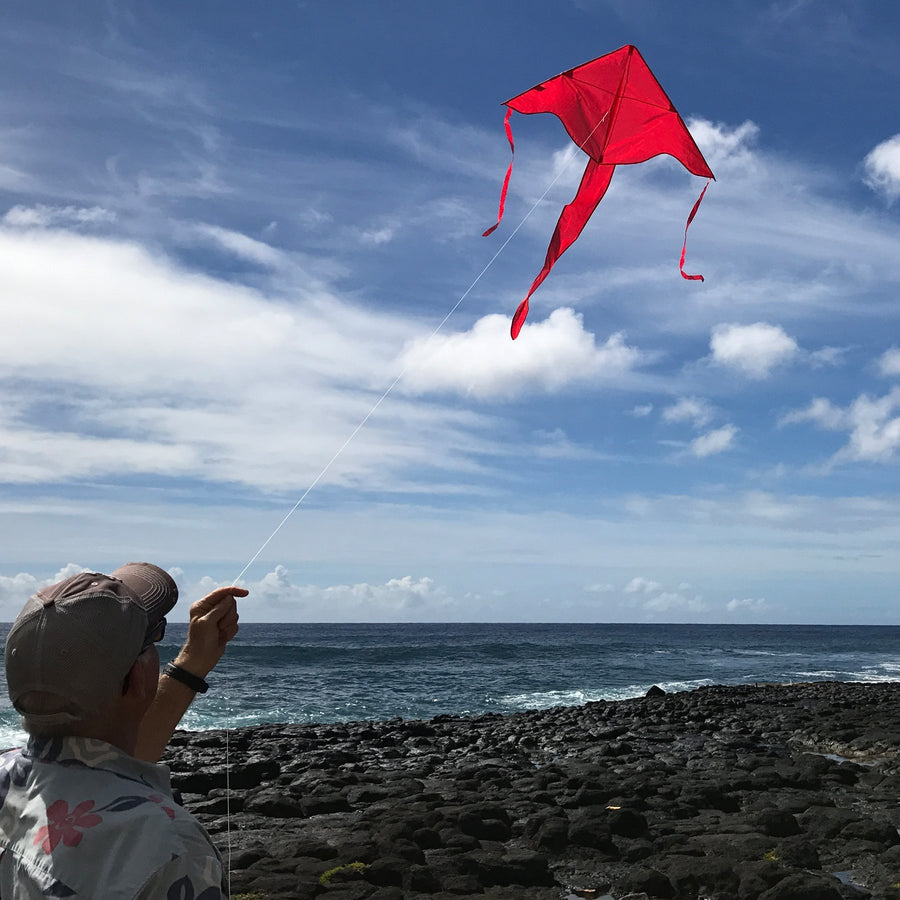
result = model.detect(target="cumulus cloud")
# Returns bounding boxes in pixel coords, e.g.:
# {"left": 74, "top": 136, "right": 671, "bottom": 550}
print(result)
{"left": 643, "top": 591, "right": 705, "bottom": 613}
{"left": 687, "top": 119, "right": 760, "bottom": 172}
{"left": 397, "top": 309, "right": 642, "bottom": 400}
{"left": 663, "top": 397, "right": 714, "bottom": 429}
{"left": 780, "top": 397, "right": 845, "bottom": 430}
{"left": 878, "top": 348, "right": 900, "bottom": 377}
{"left": 625, "top": 576, "right": 662, "bottom": 594}
{"left": 863, "top": 134, "right": 900, "bottom": 202}
{"left": 215, "top": 564, "right": 452, "bottom": 622}
{"left": 0, "top": 563, "right": 459, "bottom": 623}
{"left": 0, "top": 563, "right": 86, "bottom": 620}
{"left": 0, "top": 225, "right": 509, "bottom": 492}
{"left": 623, "top": 575, "right": 705, "bottom": 615}
{"left": 584, "top": 582, "right": 614, "bottom": 593}
{"left": 690, "top": 424, "right": 738, "bottom": 458}
{"left": 727, "top": 597, "right": 768, "bottom": 613}
{"left": 781, "top": 388, "right": 900, "bottom": 464}
{"left": 710, "top": 322, "right": 798, "bottom": 378}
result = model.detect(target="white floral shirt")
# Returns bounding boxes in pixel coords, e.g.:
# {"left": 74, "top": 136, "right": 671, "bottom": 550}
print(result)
{"left": 0, "top": 736, "right": 226, "bottom": 899}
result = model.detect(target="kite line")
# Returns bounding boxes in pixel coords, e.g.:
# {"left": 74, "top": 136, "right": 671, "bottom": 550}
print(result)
{"left": 231, "top": 109, "right": 613, "bottom": 586}
{"left": 221, "top": 107, "right": 613, "bottom": 890}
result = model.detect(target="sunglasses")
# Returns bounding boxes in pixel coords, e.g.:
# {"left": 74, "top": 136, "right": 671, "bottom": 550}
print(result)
{"left": 141, "top": 618, "right": 166, "bottom": 653}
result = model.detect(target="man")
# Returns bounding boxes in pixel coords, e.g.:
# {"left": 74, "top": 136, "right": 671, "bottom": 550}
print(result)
{"left": 0, "top": 563, "right": 247, "bottom": 898}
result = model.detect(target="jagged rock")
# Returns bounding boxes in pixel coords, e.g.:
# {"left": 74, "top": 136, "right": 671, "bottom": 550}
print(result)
{"left": 160, "top": 681, "right": 899, "bottom": 900}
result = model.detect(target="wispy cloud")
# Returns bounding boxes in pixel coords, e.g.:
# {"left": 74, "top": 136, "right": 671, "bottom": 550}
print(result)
{"left": 690, "top": 424, "right": 738, "bottom": 458}
{"left": 4, "top": 205, "right": 116, "bottom": 228}
{"left": 0, "top": 224, "right": 508, "bottom": 493}
{"left": 663, "top": 397, "right": 714, "bottom": 429}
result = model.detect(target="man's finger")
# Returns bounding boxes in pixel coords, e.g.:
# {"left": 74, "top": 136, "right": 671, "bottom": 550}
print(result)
{"left": 190, "top": 586, "right": 248, "bottom": 617}
{"left": 194, "top": 596, "right": 238, "bottom": 626}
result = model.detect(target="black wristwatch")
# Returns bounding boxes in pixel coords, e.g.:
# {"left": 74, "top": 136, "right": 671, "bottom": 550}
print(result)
{"left": 163, "top": 662, "right": 209, "bottom": 694}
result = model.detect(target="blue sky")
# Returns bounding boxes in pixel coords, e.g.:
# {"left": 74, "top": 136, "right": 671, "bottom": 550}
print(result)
{"left": 1, "top": 1, "right": 900, "bottom": 623}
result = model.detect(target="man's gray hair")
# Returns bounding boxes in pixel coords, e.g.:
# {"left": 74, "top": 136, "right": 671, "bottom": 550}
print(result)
{"left": 16, "top": 690, "right": 117, "bottom": 738}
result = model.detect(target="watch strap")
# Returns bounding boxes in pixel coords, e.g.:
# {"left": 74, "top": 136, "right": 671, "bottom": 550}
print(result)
{"left": 163, "top": 662, "right": 209, "bottom": 694}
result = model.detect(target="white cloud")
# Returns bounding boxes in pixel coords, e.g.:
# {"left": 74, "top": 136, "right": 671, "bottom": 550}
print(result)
{"left": 710, "top": 322, "right": 798, "bottom": 378}
{"left": 208, "top": 565, "right": 453, "bottom": 622}
{"left": 863, "top": 134, "right": 900, "bottom": 203}
{"left": 687, "top": 119, "right": 760, "bottom": 172}
{"left": 191, "top": 224, "right": 285, "bottom": 267}
{"left": 359, "top": 225, "right": 397, "bottom": 245}
{"left": 808, "top": 346, "right": 845, "bottom": 369}
{"left": 622, "top": 575, "right": 705, "bottom": 614}
{"left": 780, "top": 397, "right": 845, "bottom": 430}
{"left": 690, "top": 424, "right": 738, "bottom": 458}
{"left": 727, "top": 597, "right": 768, "bottom": 613}
{"left": 663, "top": 397, "right": 713, "bottom": 429}
{"left": 0, "top": 225, "right": 509, "bottom": 492}
{"left": 533, "top": 428, "right": 607, "bottom": 461}
{"left": 781, "top": 388, "right": 900, "bottom": 464}
{"left": 878, "top": 348, "right": 900, "bottom": 377}
{"left": 643, "top": 591, "right": 705, "bottom": 613}
{"left": 631, "top": 403, "right": 653, "bottom": 417}
{"left": 397, "top": 309, "right": 642, "bottom": 400}
{"left": 3, "top": 204, "right": 116, "bottom": 228}
{"left": 625, "top": 576, "right": 662, "bottom": 594}
{"left": 0, "top": 563, "right": 86, "bottom": 620}
{"left": 742, "top": 491, "right": 795, "bottom": 521}
{"left": 584, "top": 582, "right": 614, "bottom": 593}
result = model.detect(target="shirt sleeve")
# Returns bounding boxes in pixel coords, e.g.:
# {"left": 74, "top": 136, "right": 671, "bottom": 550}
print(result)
{"left": 133, "top": 852, "right": 226, "bottom": 900}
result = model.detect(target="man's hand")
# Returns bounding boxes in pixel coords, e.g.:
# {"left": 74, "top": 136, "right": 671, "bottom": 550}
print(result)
{"left": 173, "top": 586, "right": 247, "bottom": 679}
{"left": 135, "top": 584, "right": 248, "bottom": 762}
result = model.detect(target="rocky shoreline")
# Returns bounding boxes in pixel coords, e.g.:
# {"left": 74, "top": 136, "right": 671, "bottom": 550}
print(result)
{"left": 162, "top": 682, "right": 900, "bottom": 900}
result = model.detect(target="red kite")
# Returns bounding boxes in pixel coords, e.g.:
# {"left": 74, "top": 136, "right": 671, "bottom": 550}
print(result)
{"left": 484, "top": 45, "right": 715, "bottom": 339}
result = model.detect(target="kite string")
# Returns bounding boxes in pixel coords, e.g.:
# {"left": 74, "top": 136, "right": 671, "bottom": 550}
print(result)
{"left": 231, "top": 113, "right": 612, "bottom": 587}
{"left": 220, "top": 106, "right": 612, "bottom": 888}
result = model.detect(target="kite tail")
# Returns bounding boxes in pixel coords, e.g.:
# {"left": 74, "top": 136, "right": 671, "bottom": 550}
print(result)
{"left": 679, "top": 178, "right": 711, "bottom": 281}
{"left": 483, "top": 108, "right": 515, "bottom": 237}
{"left": 511, "top": 159, "right": 615, "bottom": 339}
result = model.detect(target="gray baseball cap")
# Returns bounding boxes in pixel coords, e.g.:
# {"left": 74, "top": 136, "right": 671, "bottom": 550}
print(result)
{"left": 4, "top": 563, "right": 178, "bottom": 726}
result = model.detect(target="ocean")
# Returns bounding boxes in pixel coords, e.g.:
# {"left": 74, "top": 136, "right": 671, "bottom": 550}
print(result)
{"left": 1, "top": 622, "right": 897, "bottom": 751}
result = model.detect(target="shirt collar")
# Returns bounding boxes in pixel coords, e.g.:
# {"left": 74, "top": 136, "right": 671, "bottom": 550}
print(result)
{"left": 25, "top": 735, "right": 171, "bottom": 792}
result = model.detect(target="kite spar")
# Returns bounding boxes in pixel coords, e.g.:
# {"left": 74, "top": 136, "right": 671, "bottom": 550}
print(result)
{"left": 484, "top": 45, "right": 715, "bottom": 339}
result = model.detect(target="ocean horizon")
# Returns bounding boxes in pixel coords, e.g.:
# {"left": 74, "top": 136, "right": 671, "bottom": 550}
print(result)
{"left": 2, "top": 621, "right": 897, "bottom": 751}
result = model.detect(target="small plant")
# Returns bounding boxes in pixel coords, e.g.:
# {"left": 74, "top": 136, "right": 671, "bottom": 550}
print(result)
{"left": 761, "top": 849, "right": 779, "bottom": 862}
{"left": 319, "top": 861, "right": 367, "bottom": 886}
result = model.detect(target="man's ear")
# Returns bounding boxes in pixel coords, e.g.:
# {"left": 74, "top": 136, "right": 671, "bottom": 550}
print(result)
{"left": 122, "top": 652, "right": 158, "bottom": 704}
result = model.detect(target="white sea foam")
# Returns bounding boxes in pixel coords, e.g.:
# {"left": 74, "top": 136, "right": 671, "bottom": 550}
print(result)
{"left": 500, "top": 689, "right": 611, "bottom": 709}
{"left": 0, "top": 723, "right": 26, "bottom": 752}
{"left": 500, "top": 679, "right": 716, "bottom": 711}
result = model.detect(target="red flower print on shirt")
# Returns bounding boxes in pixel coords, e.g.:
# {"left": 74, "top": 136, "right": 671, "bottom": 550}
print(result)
{"left": 34, "top": 799, "right": 103, "bottom": 853}
{"left": 150, "top": 793, "right": 176, "bottom": 820}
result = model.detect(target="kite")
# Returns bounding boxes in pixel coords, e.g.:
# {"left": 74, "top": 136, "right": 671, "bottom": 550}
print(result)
{"left": 484, "top": 44, "right": 715, "bottom": 339}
